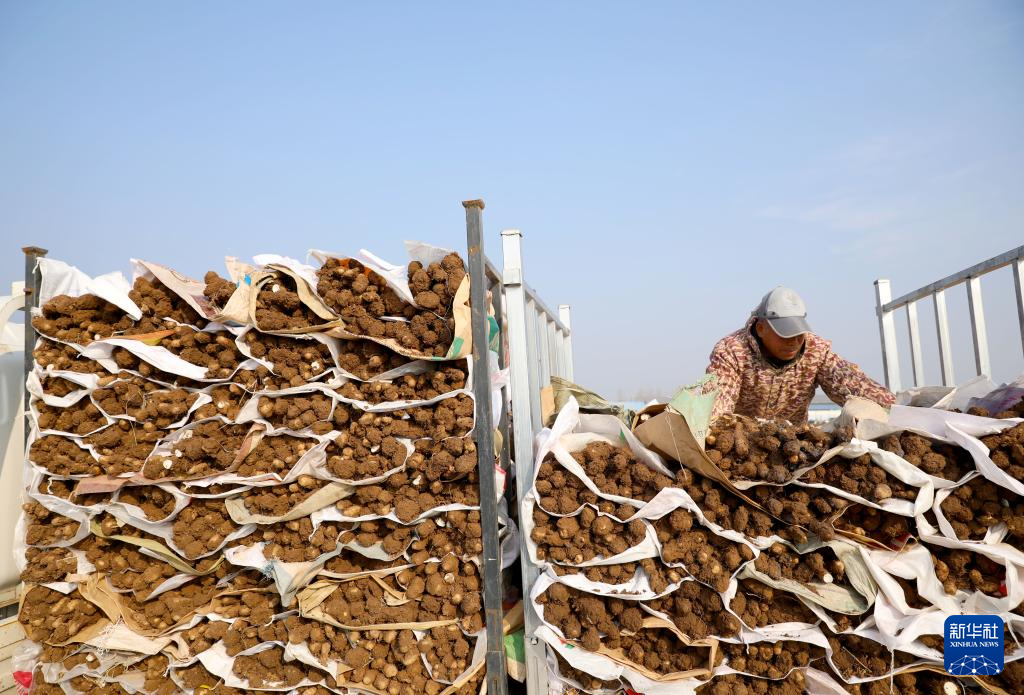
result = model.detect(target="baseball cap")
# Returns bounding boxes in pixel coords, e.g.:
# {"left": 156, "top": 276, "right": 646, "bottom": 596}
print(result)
{"left": 754, "top": 287, "right": 811, "bottom": 338}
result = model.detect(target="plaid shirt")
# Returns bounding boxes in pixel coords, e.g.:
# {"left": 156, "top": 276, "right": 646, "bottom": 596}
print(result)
{"left": 706, "top": 319, "right": 894, "bottom": 423}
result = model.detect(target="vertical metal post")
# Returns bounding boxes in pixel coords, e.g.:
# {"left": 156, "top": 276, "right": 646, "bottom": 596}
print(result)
{"left": 933, "top": 290, "right": 955, "bottom": 387}
{"left": 558, "top": 304, "right": 574, "bottom": 382}
{"left": 537, "top": 313, "right": 551, "bottom": 388}
{"left": 547, "top": 318, "right": 560, "bottom": 379}
{"left": 1013, "top": 258, "right": 1024, "bottom": 360}
{"left": 23, "top": 247, "right": 47, "bottom": 442}
{"left": 966, "top": 276, "right": 991, "bottom": 377}
{"left": 462, "top": 200, "right": 508, "bottom": 695}
{"left": 524, "top": 296, "right": 543, "bottom": 431}
{"left": 905, "top": 301, "right": 924, "bottom": 388}
{"left": 489, "top": 273, "right": 513, "bottom": 495}
{"left": 874, "top": 279, "right": 901, "bottom": 392}
{"left": 499, "top": 228, "right": 550, "bottom": 695}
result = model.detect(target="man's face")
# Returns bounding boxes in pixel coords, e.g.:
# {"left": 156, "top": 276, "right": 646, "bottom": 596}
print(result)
{"left": 756, "top": 319, "right": 806, "bottom": 361}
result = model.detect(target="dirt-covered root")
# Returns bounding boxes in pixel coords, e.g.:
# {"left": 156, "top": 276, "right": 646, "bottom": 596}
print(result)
{"left": 706, "top": 414, "right": 835, "bottom": 482}
{"left": 747, "top": 484, "right": 848, "bottom": 544}
{"left": 78, "top": 535, "right": 181, "bottom": 598}
{"left": 236, "top": 433, "right": 317, "bottom": 478}
{"left": 728, "top": 579, "right": 819, "bottom": 629}
{"left": 92, "top": 378, "right": 200, "bottom": 428}
{"left": 339, "top": 361, "right": 468, "bottom": 404}
{"left": 833, "top": 503, "right": 913, "bottom": 546}
{"left": 228, "top": 516, "right": 353, "bottom": 563}
{"left": 338, "top": 463, "right": 479, "bottom": 522}
{"left": 551, "top": 559, "right": 679, "bottom": 595}
{"left": 409, "top": 436, "right": 477, "bottom": 483}
{"left": 531, "top": 507, "right": 648, "bottom": 564}
{"left": 254, "top": 272, "right": 327, "bottom": 332}
{"left": 115, "top": 483, "right": 177, "bottom": 521}
{"left": 615, "top": 627, "right": 722, "bottom": 675}
{"left": 406, "top": 511, "right": 484, "bottom": 563}
{"left": 232, "top": 645, "right": 311, "bottom": 688}
{"left": 240, "top": 475, "right": 331, "bottom": 517}
{"left": 930, "top": 545, "right": 1005, "bottom": 597}
{"left": 566, "top": 440, "right": 674, "bottom": 504}
{"left": 826, "top": 633, "right": 913, "bottom": 680}
{"left": 243, "top": 330, "right": 335, "bottom": 385}
{"left": 322, "top": 548, "right": 407, "bottom": 575}
{"left": 320, "top": 559, "right": 481, "bottom": 632}
{"left": 720, "top": 640, "right": 824, "bottom": 678}
{"left": 39, "top": 374, "right": 86, "bottom": 397}
{"left": 644, "top": 579, "right": 741, "bottom": 639}
{"left": 85, "top": 419, "right": 162, "bottom": 475}
{"left": 256, "top": 392, "right": 334, "bottom": 432}
{"left": 171, "top": 498, "right": 240, "bottom": 558}
{"left": 324, "top": 432, "right": 407, "bottom": 483}
{"left": 34, "top": 338, "right": 108, "bottom": 374}
{"left": 879, "top": 431, "right": 973, "bottom": 482}
{"left": 20, "top": 585, "right": 102, "bottom": 643}
{"left": 141, "top": 421, "right": 251, "bottom": 479}
{"left": 335, "top": 339, "right": 410, "bottom": 380}
{"left": 656, "top": 510, "right": 755, "bottom": 592}
{"left": 154, "top": 325, "right": 244, "bottom": 378}
{"left": 33, "top": 293, "right": 138, "bottom": 345}
{"left": 20, "top": 546, "right": 76, "bottom": 583}
{"left": 23, "top": 501, "right": 80, "bottom": 546}
{"left": 318, "top": 254, "right": 467, "bottom": 357}
{"left": 800, "top": 452, "right": 917, "bottom": 505}
{"left": 395, "top": 555, "right": 483, "bottom": 632}
{"left": 675, "top": 470, "right": 781, "bottom": 538}
{"left": 35, "top": 398, "right": 109, "bottom": 435}
{"left": 128, "top": 276, "right": 205, "bottom": 327}
{"left": 753, "top": 542, "right": 847, "bottom": 585}
{"left": 203, "top": 269, "right": 236, "bottom": 308}
{"left": 979, "top": 658, "right": 1024, "bottom": 694}
{"left": 536, "top": 582, "right": 636, "bottom": 646}
{"left": 29, "top": 433, "right": 100, "bottom": 476}
{"left": 982, "top": 422, "right": 1024, "bottom": 479}
{"left": 940, "top": 477, "right": 1024, "bottom": 544}
{"left": 696, "top": 670, "right": 809, "bottom": 695}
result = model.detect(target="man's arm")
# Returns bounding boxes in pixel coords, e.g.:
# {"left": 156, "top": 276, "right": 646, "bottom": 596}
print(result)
{"left": 817, "top": 348, "right": 896, "bottom": 408}
{"left": 707, "top": 342, "right": 743, "bottom": 421}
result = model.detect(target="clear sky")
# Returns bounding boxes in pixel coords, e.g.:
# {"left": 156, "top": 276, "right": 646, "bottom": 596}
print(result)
{"left": 1, "top": 2, "right": 1022, "bottom": 400}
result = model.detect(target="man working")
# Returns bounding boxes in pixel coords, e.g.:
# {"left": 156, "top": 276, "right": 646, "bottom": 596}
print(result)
{"left": 706, "top": 286, "right": 895, "bottom": 423}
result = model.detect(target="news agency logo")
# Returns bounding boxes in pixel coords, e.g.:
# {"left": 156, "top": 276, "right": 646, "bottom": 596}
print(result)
{"left": 944, "top": 615, "right": 1004, "bottom": 676}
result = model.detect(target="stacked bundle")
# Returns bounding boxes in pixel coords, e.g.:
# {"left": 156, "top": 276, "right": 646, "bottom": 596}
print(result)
{"left": 531, "top": 398, "right": 1024, "bottom": 694}
{"left": 18, "top": 247, "right": 502, "bottom": 695}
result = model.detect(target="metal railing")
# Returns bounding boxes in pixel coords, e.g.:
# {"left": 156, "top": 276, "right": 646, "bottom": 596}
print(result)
{"left": 463, "top": 208, "right": 574, "bottom": 695}
{"left": 874, "top": 245, "right": 1024, "bottom": 391}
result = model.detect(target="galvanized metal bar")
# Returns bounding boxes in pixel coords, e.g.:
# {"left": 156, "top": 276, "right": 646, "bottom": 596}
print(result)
{"left": 22, "top": 246, "right": 47, "bottom": 442}
{"left": 558, "top": 304, "right": 574, "bottom": 382}
{"left": 874, "top": 279, "right": 901, "bottom": 392}
{"left": 932, "top": 290, "right": 955, "bottom": 387}
{"left": 488, "top": 267, "right": 513, "bottom": 496}
{"left": 524, "top": 296, "right": 543, "bottom": 431}
{"left": 905, "top": 301, "right": 924, "bottom": 388}
{"left": 966, "top": 276, "right": 991, "bottom": 377}
{"left": 882, "top": 245, "right": 1024, "bottom": 312}
{"left": 522, "top": 282, "right": 569, "bottom": 334}
{"left": 499, "top": 228, "right": 550, "bottom": 695}
{"left": 1014, "top": 259, "right": 1024, "bottom": 360}
{"left": 462, "top": 200, "right": 508, "bottom": 695}
{"left": 548, "top": 317, "right": 561, "bottom": 379}
{"left": 537, "top": 311, "right": 552, "bottom": 389}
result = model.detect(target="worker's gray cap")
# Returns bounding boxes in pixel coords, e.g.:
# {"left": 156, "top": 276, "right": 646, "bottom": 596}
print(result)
{"left": 753, "top": 287, "right": 812, "bottom": 338}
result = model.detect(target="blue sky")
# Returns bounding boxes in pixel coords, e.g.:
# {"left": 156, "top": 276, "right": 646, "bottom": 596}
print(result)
{"left": 1, "top": 2, "right": 1022, "bottom": 399}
